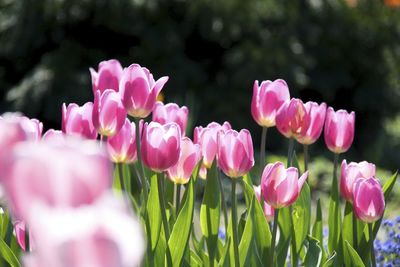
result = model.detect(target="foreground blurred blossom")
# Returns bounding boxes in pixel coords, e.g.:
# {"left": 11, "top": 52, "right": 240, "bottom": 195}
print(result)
{"left": 275, "top": 98, "right": 310, "bottom": 140}
{"left": 251, "top": 79, "right": 290, "bottom": 127}
{"left": 90, "top": 59, "right": 123, "bottom": 94}
{"left": 353, "top": 177, "right": 385, "bottom": 223}
{"left": 93, "top": 89, "right": 127, "bottom": 137}
{"left": 141, "top": 122, "right": 181, "bottom": 172}
{"left": 217, "top": 129, "right": 254, "bottom": 178}
{"left": 253, "top": 185, "right": 275, "bottom": 222}
{"left": 261, "top": 162, "right": 308, "bottom": 209}
{"left": 0, "top": 138, "right": 112, "bottom": 220}
{"left": 14, "top": 221, "right": 33, "bottom": 251}
{"left": 24, "top": 195, "right": 145, "bottom": 267}
{"left": 194, "top": 122, "right": 231, "bottom": 169}
{"left": 0, "top": 114, "right": 27, "bottom": 163}
{"left": 120, "top": 64, "right": 168, "bottom": 118}
{"left": 296, "top": 101, "right": 327, "bottom": 145}
{"left": 107, "top": 119, "right": 137, "bottom": 163}
{"left": 18, "top": 117, "right": 43, "bottom": 141}
{"left": 340, "top": 160, "right": 376, "bottom": 203}
{"left": 62, "top": 102, "right": 97, "bottom": 139}
{"left": 167, "top": 138, "right": 201, "bottom": 184}
{"left": 152, "top": 102, "right": 189, "bottom": 135}
{"left": 324, "top": 107, "right": 355, "bottom": 154}
{"left": 42, "top": 129, "right": 65, "bottom": 142}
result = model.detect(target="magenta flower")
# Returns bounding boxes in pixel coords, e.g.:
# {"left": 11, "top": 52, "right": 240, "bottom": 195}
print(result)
{"left": 217, "top": 129, "right": 254, "bottom": 178}
{"left": 120, "top": 64, "right": 168, "bottom": 118}
{"left": 261, "top": 162, "right": 308, "bottom": 209}
{"left": 253, "top": 185, "right": 275, "bottom": 222}
{"left": 324, "top": 107, "right": 355, "bottom": 154}
{"left": 141, "top": 122, "right": 181, "bottom": 172}
{"left": 352, "top": 177, "right": 385, "bottom": 223}
{"left": 167, "top": 137, "right": 201, "bottom": 184}
{"left": 92, "top": 89, "right": 127, "bottom": 137}
{"left": 89, "top": 59, "right": 123, "bottom": 94}
{"left": 251, "top": 79, "right": 290, "bottom": 127}
{"left": 62, "top": 102, "right": 97, "bottom": 139}
{"left": 340, "top": 160, "right": 376, "bottom": 203}
{"left": 107, "top": 118, "right": 137, "bottom": 163}
{"left": 297, "top": 101, "right": 327, "bottom": 145}
{"left": 275, "top": 98, "right": 310, "bottom": 140}
{"left": 152, "top": 101, "right": 189, "bottom": 135}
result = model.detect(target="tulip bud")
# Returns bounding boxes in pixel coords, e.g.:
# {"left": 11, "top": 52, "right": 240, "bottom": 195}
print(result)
{"left": 92, "top": 89, "right": 127, "bottom": 137}
{"left": 152, "top": 102, "right": 189, "bottom": 135}
{"left": 324, "top": 107, "right": 355, "bottom": 154}
{"left": 251, "top": 79, "right": 290, "bottom": 127}
{"left": 261, "top": 162, "right": 308, "bottom": 209}
{"left": 62, "top": 102, "right": 98, "bottom": 139}
{"left": 141, "top": 122, "right": 181, "bottom": 172}
{"left": 89, "top": 59, "right": 123, "bottom": 94}
{"left": 296, "top": 102, "right": 327, "bottom": 145}
{"left": 120, "top": 64, "right": 168, "bottom": 118}
{"left": 217, "top": 129, "right": 254, "bottom": 178}
{"left": 275, "top": 98, "right": 310, "bottom": 140}
{"left": 107, "top": 118, "right": 137, "bottom": 163}
{"left": 253, "top": 185, "right": 275, "bottom": 222}
{"left": 340, "top": 160, "right": 376, "bottom": 203}
{"left": 352, "top": 177, "right": 385, "bottom": 223}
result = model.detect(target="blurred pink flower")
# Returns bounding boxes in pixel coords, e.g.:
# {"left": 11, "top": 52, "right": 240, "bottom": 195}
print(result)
{"left": 152, "top": 102, "right": 189, "bottom": 135}
{"left": 62, "top": 102, "right": 97, "bottom": 139}
{"left": 18, "top": 116, "right": 43, "bottom": 141}
{"left": 42, "top": 129, "right": 65, "bottom": 142}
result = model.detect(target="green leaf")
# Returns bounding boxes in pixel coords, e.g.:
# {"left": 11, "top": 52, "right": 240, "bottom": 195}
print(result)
{"left": 200, "top": 163, "right": 220, "bottom": 263}
{"left": 0, "top": 238, "right": 21, "bottom": 267}
{"left": 322, "top": 251, "right": 337, "bottom": 267}
{"left": 218, "top": 237, "right": 231, "bottom": 267}
{"left": 146, "top": 174, "right": 162, "bottom": 250}
{"left": 292, "top": 182, "right": 311, "bottom": 254}
{"left": 168, "top": 177, "right": 195, "bottom": 267}
{"left": 238, "top": 196, "right": 255, "bottom": 267}
{"left": 277, "top": 206, "right": 292, "bottom": 267}
{"left": 312, "top": 199, "right": 323, "bottom": 244}
{"left": 304, "top": 236, "right": 322, "bottom": 267}
{"left": 344, "top": 241, "right": 365, "bottom": 267}
{"left": 190, "top": 250, "right": 203, "bottom": 267}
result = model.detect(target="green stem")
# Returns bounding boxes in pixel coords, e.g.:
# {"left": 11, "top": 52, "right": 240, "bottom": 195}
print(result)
{"left": 175, "top": 183, "right": 181, "bottom": 215}
{"left": 134, "top": 119, "right": 149, "bottom": 201}
{"left": 368, "top": 223, "right": 376, "bottom": 267}
{"left": 231, "top": 180, "right": 240, "bottom": 267}
{"left": 352, "top": 209, "right": 358, "bottom": 250}
{"left": 157, "top": 172, "right": 170, "bottom": 241}
{"left": 25, "top": 224, "right": 29, "bottom": 252}
{"left": 271, "top": 209, "right": 280, "bottom": 267}
{"left": 287, "top": 138, "right": 295, "bottom": 167}
{"left": 218, "top": 169, "right": 229, "bottom": 232}
{"left": 259, "top": 127, "right": 268, "bottom": 169}
{"left": 117, "top": 163, "right": 126, "bottom": 192}
{"left": 303, "top": 144, "right": 309, "bottom": 172}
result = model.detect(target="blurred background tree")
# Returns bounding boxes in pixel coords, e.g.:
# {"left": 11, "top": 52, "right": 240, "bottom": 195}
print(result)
{"left": 0, "top": 0, "right": 399, "bottom": 170}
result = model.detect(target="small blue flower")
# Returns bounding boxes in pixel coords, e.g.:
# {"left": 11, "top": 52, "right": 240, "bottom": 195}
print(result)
{"left": 218, "top": 227, "right": 226, "bottom": 240}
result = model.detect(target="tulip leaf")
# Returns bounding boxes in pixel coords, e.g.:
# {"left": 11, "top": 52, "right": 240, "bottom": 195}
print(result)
{"left": 0, "top": 238, "right": 21, "bottom": 267}
{"left": 200, "top": 163, "right": 220, "bottom": 263}
{"left": 146, "top": 174, "right": 162, "bottom": 250}
{"left": 344, "top": 241, "right": 365, "bottom": 267}
{"left": 322, "top": 251, "right": 337, "bottom": 267}
{"left": 277, "top": 206, "right": 292, "bottom": 266}
{"left": 304, "top": 236, "right": 322, "bottom": 267}
{"left": 238, "top": 196, "right": 255, "bottom": 267}
{"left": 218, "top": 237, "right": 231, "bottom": 267}
{"left": 292, "top": 182, "right": 311, "bottom": 255}
{"left": 312, "top": 199, "right": 326, "bottom": 264}
{"left": 168, "top": 177, "right": 195, "bottom": 267}
{"left": 190, "top": 250, "right": 203, "bottom": 267}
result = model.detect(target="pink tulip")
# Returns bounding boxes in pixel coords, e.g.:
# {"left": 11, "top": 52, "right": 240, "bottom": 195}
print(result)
{"left": 18, "top": 117, "right": 43, "bottom": 141}
{"left": 324, "top": 107, "right": 355, "bottom": 154}
{"left": 297, "top": 102, "right": 327, "bottom": 145}
{"left": 352, "top": 177, "right": 385, "bottom": 223}
{"left": 119, "top": 64, "right": 168, "bottom": 118}
{"left": 14, "top": 221, "right": 33, "bottom": 251}
{"left": 217, "top": 129, "right": 254, "bottom": 178}
{"left": 62, "top": 102, "right": 98, "bottom": 139}
{"left": 0, "top": 114, "right": 27, "bottom": 165}
{"left": 253, "top": 185, "right": 275, "bottom": 222}
{"left": 251, "top": 79, "right": 290, "bottom": 127}
{"left": 89, "top": 59, "right": 123, "bottom": 94}
{"left": 276, "top": 98, "right": 310, "bottom": 140}
{"left": 340, "top": 160, "right": 376, "bottom": 203}
{"left": 198, "top": 164, "right": 208, "bottom": 180}
{"left": 167, "top": 137, "right": 201, "bottom": 184}
{"left": 141, "top": 122, "right": 181, "bottom": 172}
{"left": 107, "top": 118, "right": 137, "bottom": 163}
{"left": 0, "top": 138, "right": 112, "bottom": 220}
{"left": 42, "top": 129, "right": 65, "bottom": 142}
{"left": 152, "top": 101, "right": 189, "bottom": 135}
{"left": 24, "top": 195, "right": 145, "bottom": 267}
{"left": 92, "top": 89, "right": 127, "bottom": 137}
{"left": 261, "top": 162, "right": 308, "bottom": 208}
{"left": 194, "top": 121, "right": 231, "bottom": 169}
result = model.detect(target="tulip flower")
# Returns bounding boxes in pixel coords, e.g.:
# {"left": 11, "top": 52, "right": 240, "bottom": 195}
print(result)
{"left": 296, "top": 101, "right": 327, "bottom": 145}
{"left": 194, "top": 121, "right": 231, "bottom": 169}
{"left": 62, "top": 102, "right": 98, "bottom": 139}
{"left": 340, "top": 160, "right": 376, "bottom": 203}
{"left": 92, "top": 89, "right": 127, "bottom": 137}
{"left": 251, "top": 79, "right": 290, "bottom": 127}
{"left": 324, "top": 107, "right": 355, "bottom": 154}
{"left": 253, "top": 185, "right": 275, "bottom": 222}
{"left": 275, "top": 98, "right": 310, "bottom": 140}
{"left": 152, "top": 101, "right": 189, "bottom": 135}
{"left": 25, "top": 195, "right": 145, "bottom": 267}
{"left": 0, "top": 114, "right": 27, "bottom": 164}
{"left": 0, "top": 138, "right": 112, "bottom": 221}
{"left": 261, "top": 162, "right": 308, "bottom": 209}
{"left": 42, "top": 129, "right": 65, "bottom": 141}
{"left": 89, "top": 59, "right": 123, "bottom": 94}
{"left": 167, "top": 137, "right": 201, "bottom": 184}
{"left": 107, "top": 118, "right": 137, "bottom": 163}
{"left": 217, "top": 129, "right": 254, "bottom": 178}
{"left": 18, "top": 117, "right": 43, "bottom": 141}
{"left": 141, "top": 122, "right": 181, "bottom": 172}
{"left": 119, "top": 64, "right": 168, "bottom": 118}
{"left": 352, "top": 177, "right": 385, "bottom": 223}
{"left": 14, "top": 221, "right": 32, "bottom": 251}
